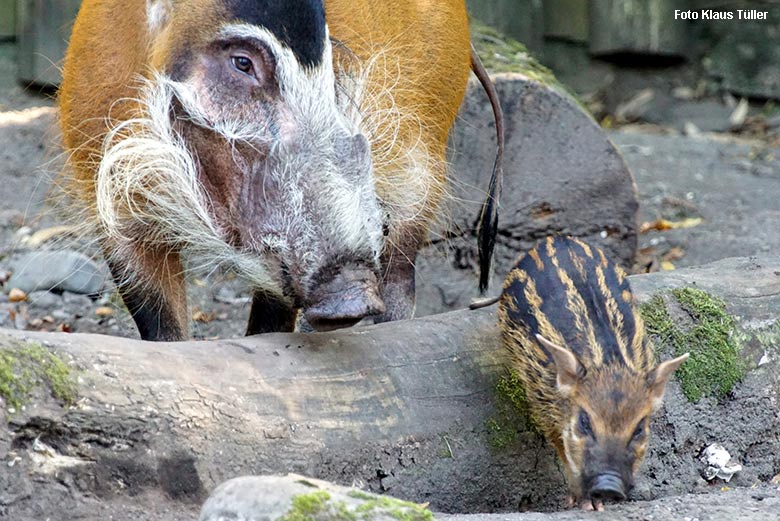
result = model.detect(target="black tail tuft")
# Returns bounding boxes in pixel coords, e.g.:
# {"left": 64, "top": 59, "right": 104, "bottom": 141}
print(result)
{"left": 478, "top": 157, "right": 500, "bottom": 293}
{"left": 471, "top": 45, "right": 504, "bottom": 294}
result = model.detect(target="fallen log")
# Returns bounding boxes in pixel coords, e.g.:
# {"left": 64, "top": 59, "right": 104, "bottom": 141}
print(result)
{"left": 1, "top": 256, "right": 779, "bottom": 520}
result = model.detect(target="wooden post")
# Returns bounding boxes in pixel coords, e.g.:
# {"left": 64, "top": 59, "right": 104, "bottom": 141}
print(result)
{"left": 466, "top": 0, "right": 545, "bottom": 56}
{"left": 15, "top": 0, "right": 81, "bottom": 86}
{"left": 544, "top": 0, "right": 589, "bottom": 42}
{"left": 588, "top": 0, "right": 689, "bottom": 58}
{"left": 0, "top": 0, "right": 15, "bottom": 40}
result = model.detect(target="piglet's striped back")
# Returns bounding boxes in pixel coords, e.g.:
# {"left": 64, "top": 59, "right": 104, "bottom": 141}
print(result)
{"left": 499, "top": 236, "right": 652, "bottom": 373}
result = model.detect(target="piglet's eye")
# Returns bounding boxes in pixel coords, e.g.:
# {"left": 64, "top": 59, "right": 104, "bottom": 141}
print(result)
{"left": 631, "top": 418, "right": 648, "bottom": 443}
{"left": 577, "top": 409, "right": 594, "bottom": 438}
{"left": 232, "top": 56, "right": 254, "bottom": 75}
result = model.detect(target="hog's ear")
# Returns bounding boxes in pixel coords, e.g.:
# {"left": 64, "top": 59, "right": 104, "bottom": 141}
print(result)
{"left": 647, "top": 353, "right": 690, "bottom": 410}
{"left": 147, "top": 0, "right": 173, "bottom": 37}
{"left": 536, "top": 334, "right": 584, "bottom": 396}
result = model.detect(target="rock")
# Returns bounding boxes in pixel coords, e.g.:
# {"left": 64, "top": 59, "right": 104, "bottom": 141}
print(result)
{"left": 707, "top": 10, "right": 780, "bottom": 100}
{"left": 26, "top": 291, "right": 64, "bottom": 310}
{"left": 62, "top": 291, "right": 93, "bottom": 307}
{"left": 199, "top": 474, "right": 435, "bottom": 521}
{"left": 419, "top": 73, "right": 638, "bottom": 314}
{"left": 50, "top": 309, "right": 69, "bottom": 322}
{"left": 8, "top": 250, "right": 106, "bottom": 295}
{"left": 639, "top": 96, "right": 734, "bottom": 133}
{"left": 8, "top": 288, "right": 27, "bottom": 302}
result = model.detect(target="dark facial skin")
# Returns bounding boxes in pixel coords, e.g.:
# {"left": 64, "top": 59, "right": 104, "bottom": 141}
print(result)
{"left": 172, "top": 28, "right": 385, "bottom": 329}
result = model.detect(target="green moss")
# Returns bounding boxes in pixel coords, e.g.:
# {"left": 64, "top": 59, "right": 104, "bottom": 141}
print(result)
{"left": 291, "top": 490, "right": 330, "bottom": 514}
{"left": 353, "top": 495, "right": 433, "bottom": 521}
{"left": 496, "top": 370, "right": 531, "bottom": 413}
{"left": 749, "top": 321, "right": 780, "bottom": 349}
{"left": 485, "top": 370, "right": 538, "bottom": 450}
{"left": 280, "top": 490, "right": 355, "bottom": 521}
{"left": 0, "top": 341, "right": 78, "bottom": 411}
{"left": 485, "top": 417, "right": 514, "bottom": 450}
{"left": 470, "top": 20, "right": 556, "bottom": 82}
{"left": 470, "top": 19, "right": 588, "bottom": 114}
{"left": 640, "top": 288, "right": 749, "bottom": 402}
{"left": 280, "top": 489, "right": 432, "bottom": 521}
{"left": 347, "top": 491, "right": 375, "bottom": 502}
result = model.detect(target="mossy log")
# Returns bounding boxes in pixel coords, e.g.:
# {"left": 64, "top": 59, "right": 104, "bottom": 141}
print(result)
{"left": 1, "top": 256, "right": 779, "bottom": 520}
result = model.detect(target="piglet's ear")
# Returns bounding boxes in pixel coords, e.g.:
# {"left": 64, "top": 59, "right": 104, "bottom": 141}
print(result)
{"left": 536, "top": 334, "right": 584, "bottom": 396}
{"left": 647, "top": 353, "right": 690, "bottom": 411}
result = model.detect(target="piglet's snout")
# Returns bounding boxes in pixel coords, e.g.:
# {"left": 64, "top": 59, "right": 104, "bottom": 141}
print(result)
{"left": 589, "top": 473, "right": 627, "bottom": 502}
{"left": 304, "top": 264, "right": 385, "bottom": 331}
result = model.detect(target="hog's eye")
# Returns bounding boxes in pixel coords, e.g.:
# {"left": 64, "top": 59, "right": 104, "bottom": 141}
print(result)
{"left": 232, "top": 56, "right": 254, "bottom": 75}
{"left": 631, "top": 417, "right": 648, "bottom": 444}
{"left": 577, "top": 409, "right": 593, "bottom": 438}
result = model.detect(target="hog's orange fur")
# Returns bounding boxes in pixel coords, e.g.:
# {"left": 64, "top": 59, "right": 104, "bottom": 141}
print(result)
{"left": 60, "top": 0, "right": 470, "bottom": 247}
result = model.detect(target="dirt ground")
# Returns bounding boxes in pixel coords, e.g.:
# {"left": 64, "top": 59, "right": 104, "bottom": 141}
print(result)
{"left": 440, "top": 485, "right": 780, "bottom": 521}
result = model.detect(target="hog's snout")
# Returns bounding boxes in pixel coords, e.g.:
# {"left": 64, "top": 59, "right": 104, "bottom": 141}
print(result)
{"left": 588, "top": 473, "right": 627, "bottom": 502}
{"left": 303, "top": 263, "right": 385, "bottom": 331}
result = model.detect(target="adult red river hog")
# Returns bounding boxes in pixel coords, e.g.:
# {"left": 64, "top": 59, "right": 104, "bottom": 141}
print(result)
{"left": 58, "top": 0, "right": 503, "bottom": 340}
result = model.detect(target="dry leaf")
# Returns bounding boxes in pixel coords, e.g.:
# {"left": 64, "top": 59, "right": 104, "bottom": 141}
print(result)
{"left": 28, "top": 318, "right": 43, "bottom": 328}
{"left": 729, "top": 98, "right": 749, "bottom": 128}
{"left": 662, "top": 247, "right": 686, "bottom": 262}
{"left": 192, "top": 309, "right": 216, "bottom": 323}
{"left": 640, "top": 217, "right": 703, "bottom": 233}
{"left": 25, "top": 225, "right": 79, "bottom": 247}
{"left": 615, "top": 88, "right": 654, "bottom": 121}
{"left": 95, "top": 306, "right": 113, "bottom": 317}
